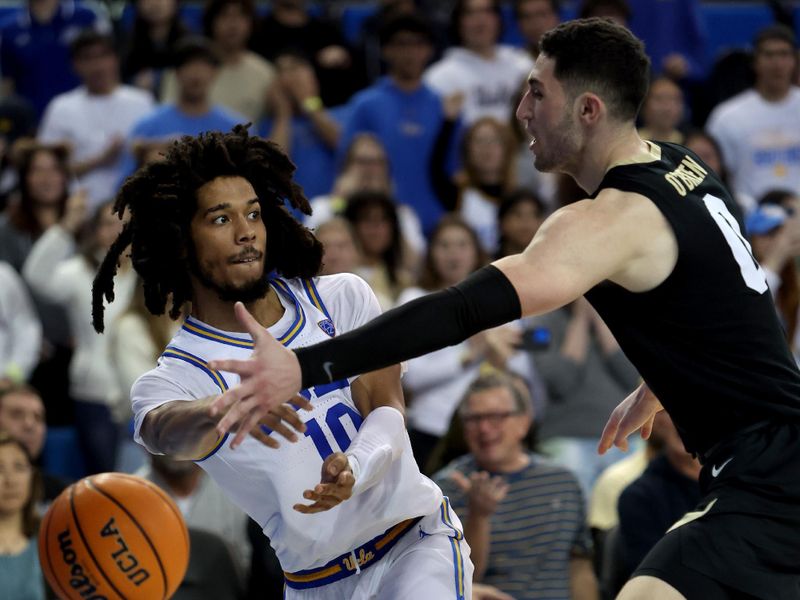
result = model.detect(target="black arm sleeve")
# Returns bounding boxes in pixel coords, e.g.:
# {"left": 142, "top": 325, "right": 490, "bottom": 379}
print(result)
{"left": 296, "top": 265, "right": 522, "bottom": 388}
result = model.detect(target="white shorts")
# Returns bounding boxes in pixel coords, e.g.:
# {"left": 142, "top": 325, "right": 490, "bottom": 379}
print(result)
{"left": 283, "top": 500, "right": 473, "bottom": 600}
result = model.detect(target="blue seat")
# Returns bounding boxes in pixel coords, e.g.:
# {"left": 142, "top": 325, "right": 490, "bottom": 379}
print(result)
{"left": 42, "top": 426, "right": 87, "bottom": 481}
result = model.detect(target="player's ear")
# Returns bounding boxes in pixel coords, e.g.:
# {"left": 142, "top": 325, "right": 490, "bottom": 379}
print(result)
{"left": 576, "top": 92, "right": 604, "bottom": 125}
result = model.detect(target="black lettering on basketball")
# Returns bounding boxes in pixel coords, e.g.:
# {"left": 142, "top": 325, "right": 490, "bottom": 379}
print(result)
{"left": 100, "top": 517, "right": 119, "bottom": 538}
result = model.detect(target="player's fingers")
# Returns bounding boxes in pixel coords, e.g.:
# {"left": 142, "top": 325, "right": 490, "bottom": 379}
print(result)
{"left": 293, "top": 501, "right": 339, "bottom": 514}
{"left": 291, "top": 395, "right": 314, "bottom": 412}
{"left": 326, "top": 453, "right": 349, "bottom": 478}
{"left": 264, "top": 419, "right": 298, "bottom": 443}
{"left": 598, "top": 409, "right": 623, "bottom": 454}
{"left": 640, "top": 411, "right": 656, "bottom": 440}
{"left": 207, "top": 358, "right": 258, "bottom": 379}
{"left": 234, "top": 301, "right": 267, "bottom": 343}
{"left": 270, "top": 404, "right": 306, "bottom": 433}
{"left": 229, "top": 404, "right": 264, "bottom": 450}
{"left": 210, "top": 377, "right": 257, "bottom": 417}
{"left": 249, "top": 426, "right": 279, "bottom": 449}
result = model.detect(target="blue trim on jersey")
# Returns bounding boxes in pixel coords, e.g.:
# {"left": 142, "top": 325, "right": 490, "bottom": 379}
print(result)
{"left": 448, "top": 537, "right": 466, "bottom": 600}
{"left": 180, "top": 278, "right": 307, "bottom": 348}
{"left": 270, "top": 279, "right": 306, "bottom": 345}
{"left": 302, "top": 278, "right": 332, "bottom": 321}
{"left": 161, "top": 347, "right": 229, "bottom": 392}
{"left": 440, "top": 497, "right": 464, "bottom": 540}
{"left": 182, "top": 317, "right": 253, "bottom": 349}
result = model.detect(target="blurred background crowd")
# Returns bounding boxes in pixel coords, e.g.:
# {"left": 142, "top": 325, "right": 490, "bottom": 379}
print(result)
{"left": 0, "top": 0, "right": 798, "bottom": 598}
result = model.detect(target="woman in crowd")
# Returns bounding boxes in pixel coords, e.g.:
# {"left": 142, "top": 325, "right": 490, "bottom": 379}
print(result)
{"left": 315, "top": 217, "right": 364, "bottom": 277}
{"left": 343, "top": 190, "right": 412, "bottom": 308}
{"left": 496, "top": 188, "right": 547, "bottom": 259}
{"left": 0, "top": 433, "right": 44, "bottom": 600}
{"left": 23, "top": 199, "right": 136, "bottom": 475}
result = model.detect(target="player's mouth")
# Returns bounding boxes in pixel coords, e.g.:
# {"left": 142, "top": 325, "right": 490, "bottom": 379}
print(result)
{"left": 230, "top": 250, "right": 263, "bottom": 265}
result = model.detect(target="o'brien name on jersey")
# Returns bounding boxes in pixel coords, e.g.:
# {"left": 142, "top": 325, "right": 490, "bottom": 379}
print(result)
{"left": 665, "top": 155, "right": 708, "bottom": 197}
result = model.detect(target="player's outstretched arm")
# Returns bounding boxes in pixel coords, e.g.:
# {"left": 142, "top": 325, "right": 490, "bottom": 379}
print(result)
{"left": 141, "top": 396, "right": 312, "bottom": 460}
{"left": 210, "top": 192, "right": 671, "bottom": 444}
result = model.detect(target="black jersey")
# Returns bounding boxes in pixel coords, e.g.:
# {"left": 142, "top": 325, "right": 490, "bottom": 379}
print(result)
{"left": 584, "top": 141, "right": 800, "bottom": 456}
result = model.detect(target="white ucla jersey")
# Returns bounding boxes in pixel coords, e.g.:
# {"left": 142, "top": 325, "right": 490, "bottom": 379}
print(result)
{"left": 131, "top": 274, "right": 442, "bottom": 572}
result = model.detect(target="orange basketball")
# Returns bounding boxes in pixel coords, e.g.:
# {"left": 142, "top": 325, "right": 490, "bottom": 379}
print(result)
{"left": 38, "top": 473, "right": 190, "bottom": 600}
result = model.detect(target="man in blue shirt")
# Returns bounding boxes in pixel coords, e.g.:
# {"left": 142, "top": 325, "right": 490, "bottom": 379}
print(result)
{"left": 338, "top": 13, "right": 460, "bottom": 234}
{"left": 120, "top": 37, "right": 245, "bottom": 180}
{"left": 0, "top": 0, "right": 110, "bottom": 118}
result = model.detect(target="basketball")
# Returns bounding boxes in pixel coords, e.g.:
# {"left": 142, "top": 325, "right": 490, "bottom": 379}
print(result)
{"left": 38, "top": 473, "right": 190, "bottom": 600}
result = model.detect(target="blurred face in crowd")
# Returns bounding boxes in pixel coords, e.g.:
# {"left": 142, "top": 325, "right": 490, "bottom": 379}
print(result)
{"left": 515, "top": 0, "right": 559, "bottom": 48}
{"left": 431, "top": 223, "right": 480, "bottom": 286}
{"left": 382, "top": 31, "right": 433, "bottom": 82}
{"left": 754, "top": 39, "right": 797, "bottom": 96}
{"left": 345, "top": 136, "right": 390, "bottom": 193}
{"left": 176, "top": 58, "right": 218, "bottom": 105}
{"left": 466, "top": 119, "right": 511, "bottom": 183}
{"left": 137, "top": 0, "right": 177, "bottom": 26}
{"left": 26, "top": 149, "right": 67, "bottom": 206}
{"left": 275, "top": 53, "right": 319, "bottom": 109}
{"left": 0, "top": 441, "right": 34, "bottom": 516}
{"left": 516, "top": 55, "right": 582, "bottom": 173}
{"left": 459, "top": 0, "right": 501, "bottom": 52}
{"left": 73, "top": 42, "right": 119, "bottom": 94}
{"left": 189, "top": 176, "right": 270, "bottom": 303}
{"left": 642, "top": 78, "right": 684, "bottom": 134}
{"left": 212, "top": 3, "right": 253, "bottom": 52}
{"left": 500, "top": 197, "right": 544, "bottom": 251}
{"left": 462, "top": 385, "right": 531, "bottom": 472}
{"left": 0, "top": 392, "right": 46, "bottom": 460}
{"left": 318, "top": 220, "right": 362, "bottom": 276}
{"left": 353, "top": 204, "right": 393, "bottom": 259}
{"left": 684, "top": 133, "right": 722, "bottom": 176}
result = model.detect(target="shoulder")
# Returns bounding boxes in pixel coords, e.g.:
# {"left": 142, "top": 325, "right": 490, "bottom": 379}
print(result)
{"left": 707, "top": 90, "right": 757, "bottom": 124}
{"left": 117, "top": 85, "right": 155, "bottom": 105}
{"left": 396, "top": 286, "right": 427, "bottom": 305}
{"left": 311, "top": 272, "right": 376, "bottom": 305}
{"left": 496, "top": 45, "right": 534, "bottom": 70}
{"left": 242, "top": 51, "right": 275, "bottom": 74}
{"left": 433, "top": 454, "right": 476, "bottom": 483}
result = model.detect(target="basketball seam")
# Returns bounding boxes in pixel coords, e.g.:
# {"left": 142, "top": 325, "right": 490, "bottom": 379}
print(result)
{"left": 42, "top": 496, "right": 72, "bottom": 600}
{"left": 88, "top": 478, "right": 169, "bottom": 600}
{"left": 110, "top": 474, "right": 190, "bottom": 555}
{"left": 68, "top": 482, "right": 127, "bottom": 600}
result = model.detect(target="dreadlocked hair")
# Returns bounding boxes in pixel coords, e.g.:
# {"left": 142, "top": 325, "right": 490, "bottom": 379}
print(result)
{"left": 92, "top": 124, "right": 322, "bottom": 332}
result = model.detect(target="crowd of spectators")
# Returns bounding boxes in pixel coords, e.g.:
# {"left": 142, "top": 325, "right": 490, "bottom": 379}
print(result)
{"left": 0, "top": 0, "right": 798, "bottom": 598}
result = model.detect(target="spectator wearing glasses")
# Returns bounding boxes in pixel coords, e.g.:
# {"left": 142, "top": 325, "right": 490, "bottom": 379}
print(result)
{"left": 434, "top": 372, "right": 598, "bottom": 600}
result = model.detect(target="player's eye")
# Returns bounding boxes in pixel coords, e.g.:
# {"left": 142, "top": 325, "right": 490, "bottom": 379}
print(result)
{"left": 248, "top": 210, "right": 261, "bottom": 220}
{"left": 532, "top": 90, "right": 543, "bottom": 99}
{"left": 212, "top": 215, "right": 229, "bottom": 225}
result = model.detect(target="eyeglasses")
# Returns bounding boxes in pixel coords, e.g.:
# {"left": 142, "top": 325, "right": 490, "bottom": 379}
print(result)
{"left": 461, "top": 411, "right": 521, "bottom": 427}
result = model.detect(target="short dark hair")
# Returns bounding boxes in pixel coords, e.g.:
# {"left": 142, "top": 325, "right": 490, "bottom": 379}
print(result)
{"left": 202, "top": 0, "right": 256, "bottom": 39}
{"left": 539, "top": 17, "right": 650, "bottom": 121}
{"left": 754, "top": 24, "right": 797, "bottom": 52}
{"left": 378, "top": 12, "right": 435, "bottom": 47}
{"left": 578, "top": 0, "right": 631, "bottom": 21}
{"left": 451, "top": 0, "right": 503, "bottom": 46}
{"left": 69, "top": 29, "right": 116, "bottom": 60}
{"left": 92, "top": 125, "right": 322, "bottom": 332}
{"left": 172, "top": 36, "right": 221, "bottom": 69}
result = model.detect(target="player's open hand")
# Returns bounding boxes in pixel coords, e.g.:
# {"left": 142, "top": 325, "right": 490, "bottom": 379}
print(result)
{"left": 209, "top": 302, "right": 304, "bottom": 450}
{"left": 247, "top": 401, "right": 311, "bottom": 449}
{"left": 598, "top": 382, "right": 663, "bottom": 454}
{"left": 294, "top": 452, "right": 355, "bottom": 514}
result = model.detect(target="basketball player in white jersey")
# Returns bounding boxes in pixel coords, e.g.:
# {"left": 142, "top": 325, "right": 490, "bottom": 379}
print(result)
{"left": 91, "top": 126, "right": 473, "bottom": 599}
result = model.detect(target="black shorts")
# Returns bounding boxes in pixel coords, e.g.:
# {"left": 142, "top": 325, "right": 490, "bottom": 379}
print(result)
{"left": 633, "top": 421, "right": 800, "bottom": 600}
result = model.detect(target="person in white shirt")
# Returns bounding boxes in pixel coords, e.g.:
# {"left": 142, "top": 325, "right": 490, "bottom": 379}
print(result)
{"left": 706, "top": 25, "right": 800, "bottom": 202}
{"left": 91, "top": 125, "right": 473, "bottom": 599}
{"left": 0, "top": 262, "right": 41, "bottom": 383}
{"left": 423, "top": 0, "right": 532, "bottom": 125}
{"left": 23, "top": 193, "right": 135, "bottom": 474}
{"left": 38, "top": 31, "right": 154, "bottom": 211}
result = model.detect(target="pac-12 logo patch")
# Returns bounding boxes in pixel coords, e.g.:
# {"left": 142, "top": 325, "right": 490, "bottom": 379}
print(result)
{"left": 318, "top": 319, "right": 335, "bottom": 337}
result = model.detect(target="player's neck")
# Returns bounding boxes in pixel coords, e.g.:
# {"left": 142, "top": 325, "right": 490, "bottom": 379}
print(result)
{"left": 191, "top": 285, "right": 285, "bottom": 332}
{"left": 571, "top": 126, "right": 648, "bottom": 194}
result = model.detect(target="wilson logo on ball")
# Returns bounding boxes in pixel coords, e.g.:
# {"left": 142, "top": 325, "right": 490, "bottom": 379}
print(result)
{"left": 58, "top": 527, "right": 107, "bottom": 600}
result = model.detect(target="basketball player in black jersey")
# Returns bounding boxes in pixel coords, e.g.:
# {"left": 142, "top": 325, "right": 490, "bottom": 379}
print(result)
{"left": 209, "top": 18, "right": 800, "bottom": 599}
